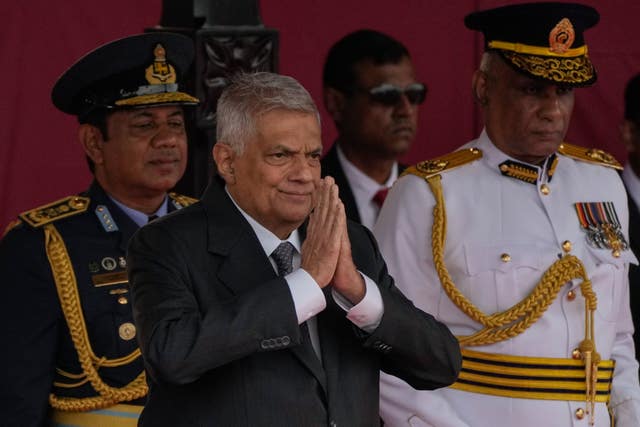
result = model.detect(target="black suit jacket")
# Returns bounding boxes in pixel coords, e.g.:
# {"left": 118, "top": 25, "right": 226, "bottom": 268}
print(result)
{"left": 626, "top": 190, "right": 640, "bottom": 366}
{"left": 321, "top": 143, "right": 406, "bottom": 225}
{"left": 127, "top": 178, "right": 461, "bottom": 427}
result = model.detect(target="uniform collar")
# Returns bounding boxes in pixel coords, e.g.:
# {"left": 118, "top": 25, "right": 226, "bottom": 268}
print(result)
{"left": 108, "top": 195, "right": 168, "bottom": 227}
{"left": 476, "top": 129, "right": 559, "bottom": 185}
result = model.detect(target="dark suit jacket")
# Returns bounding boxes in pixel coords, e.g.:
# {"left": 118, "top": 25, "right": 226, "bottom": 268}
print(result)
{"left": 626, "top": 190, "right": 640, "bottom": 366}
{"left": 321, "top": 143, "right": 406, "bottom": 225}
{"left": 127, "top": 177, "right": 461, "bottom": 427}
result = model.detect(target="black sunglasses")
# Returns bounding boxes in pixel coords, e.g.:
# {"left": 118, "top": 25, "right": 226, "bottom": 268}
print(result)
{"left": 355, "top": 82, "right": 427, "bottom": 106}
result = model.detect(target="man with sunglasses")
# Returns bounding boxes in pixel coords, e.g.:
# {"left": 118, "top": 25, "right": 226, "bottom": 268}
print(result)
{"left": 321, "top": 29, "right": 426, "bottom": 229}
{"left": 375, "top": 3, "right": 640, "bottom": 426}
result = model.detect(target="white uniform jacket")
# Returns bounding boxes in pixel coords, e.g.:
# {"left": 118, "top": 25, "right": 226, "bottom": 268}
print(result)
{"left": 375, "top": 130, "right": 640, "bottom": 427}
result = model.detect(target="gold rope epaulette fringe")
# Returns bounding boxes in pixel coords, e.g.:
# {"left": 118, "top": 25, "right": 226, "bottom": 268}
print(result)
{"left": 558, "top": 143, "right": 622, "bottom": 170}
{"left": 19, "top": 196, "right": 90, "bottom": 228}
{"left": 402, "top": 148, "right": 483, "bottom": 181}
{"left": 169, "top": 192, "right": 198, "bottom": 208}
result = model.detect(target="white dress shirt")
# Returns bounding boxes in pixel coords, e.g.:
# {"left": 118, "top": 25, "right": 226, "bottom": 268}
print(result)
{"left": 226, "top": 188, "right": 384, "bottom": 358}
{"left": 336, "top": 144, "right": 398, "bottom": 229}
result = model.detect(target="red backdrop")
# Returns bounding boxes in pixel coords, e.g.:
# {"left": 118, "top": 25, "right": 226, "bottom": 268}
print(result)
{"left": 2, "top": 0, "right": 640, "bottom": 231}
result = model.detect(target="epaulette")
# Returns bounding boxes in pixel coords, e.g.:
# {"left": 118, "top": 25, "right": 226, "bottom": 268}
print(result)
{"left": 169, "top": 192, "right": 198, "bottom": 209}
{"left": 2, "top": 218, "right": 22, "bottom": 238}
{"left": 558, "top": 143, "right": 622, "bottom": 170}
{"left": 19, "top": 196, "right": 90, "bottom": 228}
{"left": 401, "top": 148, "right": 483, "bottom": 180}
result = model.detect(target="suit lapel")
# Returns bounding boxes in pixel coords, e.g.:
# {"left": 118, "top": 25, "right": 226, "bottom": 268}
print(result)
{"left": 202, "top": 179, "right": 275, "bottom": 294}
{"left": 321, "top": 144, "right": 362, "bottom": 224}
{"left": 200, "top": 180, "right": 328, "bottom": 391}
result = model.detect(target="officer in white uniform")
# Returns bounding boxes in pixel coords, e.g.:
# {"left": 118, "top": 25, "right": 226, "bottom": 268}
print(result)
{"left": 375, "top": 3, "right": 640, "bottom": 426}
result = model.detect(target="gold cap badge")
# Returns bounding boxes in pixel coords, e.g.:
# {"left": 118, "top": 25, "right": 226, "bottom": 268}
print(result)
{"left": 145, "top": 43, "right": 177, "bottom": 84}
{"left": 549, "top": 18, "right": 575, "bottom": 54}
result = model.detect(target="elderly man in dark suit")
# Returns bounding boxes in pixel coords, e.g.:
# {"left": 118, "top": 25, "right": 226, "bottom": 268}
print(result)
{"left": 127, "top": 72, "right": 461, "bottom": 427}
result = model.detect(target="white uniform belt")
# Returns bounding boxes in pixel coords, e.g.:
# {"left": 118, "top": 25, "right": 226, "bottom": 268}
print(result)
{"left": 450, "top": 349, "right": 615, "bottom": 402}
{"left": 51, "top": 403, "right": 142, "bottom": 427}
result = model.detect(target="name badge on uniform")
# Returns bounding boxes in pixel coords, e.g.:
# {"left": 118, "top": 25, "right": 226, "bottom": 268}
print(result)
{"left": 574, "top": 201, "right": 628, "bottom": 257}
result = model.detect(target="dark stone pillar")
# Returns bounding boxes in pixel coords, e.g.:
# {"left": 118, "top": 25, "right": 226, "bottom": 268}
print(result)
{"left": 148, "top": 0, "right": 279, "bottom": 198}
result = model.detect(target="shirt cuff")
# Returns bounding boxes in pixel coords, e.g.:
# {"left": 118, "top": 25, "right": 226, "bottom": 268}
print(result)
{"left": 332, "top": 272, "right": 384, "bottom": 333}
{"left": 286, "top": 269, "right": 326, "bottom": 324}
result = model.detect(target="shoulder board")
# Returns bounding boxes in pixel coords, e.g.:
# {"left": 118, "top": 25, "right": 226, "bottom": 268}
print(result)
{"left": 169, "top": 192, "right": 198, "bottom": 208}
{"left": 558, "top": 143, "right": 622, "bottom": 170}
{"left": 19, "top": 196, "right": 90, "bottom": 228}
{"left": 401, "top": 148, "right": 483, "bottom": 180}
{"left": 2, "top": 218, "right": 22, "bottom": 238}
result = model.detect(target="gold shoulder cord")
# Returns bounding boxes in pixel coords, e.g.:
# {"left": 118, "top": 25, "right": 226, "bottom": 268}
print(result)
{"left": 44, "top": 224, "right": 148, "bottom": 411}
{"left": 426, "top": 174, "right": 601, "bottom": 424}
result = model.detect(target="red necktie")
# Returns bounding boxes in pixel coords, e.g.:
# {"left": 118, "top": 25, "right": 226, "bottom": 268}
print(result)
{"left": 372, "top": 187, "right": 389, "bottom": 208}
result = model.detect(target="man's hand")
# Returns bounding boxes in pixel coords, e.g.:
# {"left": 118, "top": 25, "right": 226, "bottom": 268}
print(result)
{"left": 300, "top": 177, "right": 342, "bottom": 287}
{"left": 331, "top": 203, "right": 366, "bottom": 304}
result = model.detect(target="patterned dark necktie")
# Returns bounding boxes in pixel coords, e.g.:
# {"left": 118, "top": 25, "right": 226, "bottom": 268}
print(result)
{"left": 271, "top": 242, "right": 295, "bottom": 276}
{"left": 271, "top": 242, "right": 319, "bottom": 360}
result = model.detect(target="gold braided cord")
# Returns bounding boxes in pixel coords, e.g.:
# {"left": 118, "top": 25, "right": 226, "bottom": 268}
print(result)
{"left": 426, "top": 175, "right": 596, "bottom": 346}
{"left": 502, "top": 51, "right": 595, "bottom": 85}
{"left": 426, "top": 174, "right": 602, "bottom": 423}
{"left": 44, "top": 224, "right": 148, "bottom": 411}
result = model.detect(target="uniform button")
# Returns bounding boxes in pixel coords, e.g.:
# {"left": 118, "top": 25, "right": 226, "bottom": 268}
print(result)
{"left": 562, "top": 240, "right": 572, "bottom": 253}
{"left": 118, "top": 296, "right": 128, "bottom": 305}
{"left": 282, "top": 336, "right": 291, "bottom": 346}
{"left": 500, "top": 253, "right": 511, "bottom": 262}
{"left": 540, "top": 184, "right": 550, "bottom": 195}
{"left": 118, "top": 322, "right": 136, "bottom": 340}
{"left": 329, "top": 421, "right": 337, "bottom": 427}
{"left": 575, "top": 408, "right": 585, "bottom": 420}
{"left": 572, "top": 348, "right": 582, "bottom": 360}
{"left": 567, "top": 290, "right": 576, "bottom": 301}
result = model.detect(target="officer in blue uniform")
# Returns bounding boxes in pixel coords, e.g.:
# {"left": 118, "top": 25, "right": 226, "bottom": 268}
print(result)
{"left": 0, "top": 32, "right": 199, "bottom": 426}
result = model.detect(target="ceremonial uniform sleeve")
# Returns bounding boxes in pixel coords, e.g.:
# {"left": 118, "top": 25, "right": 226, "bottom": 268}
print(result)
{"left": 0, "top": 224, "right": 61, "bottom": 427}
{"left": 374, "top": 175, "right": 468, "bottom": 426}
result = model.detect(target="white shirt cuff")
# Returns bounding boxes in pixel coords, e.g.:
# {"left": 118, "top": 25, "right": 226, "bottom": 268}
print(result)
{"left": 332, "top": 272, "right": 384, "bottom": 333}
{"left": 286, "top": 269, "right": 326, "bottom": 324}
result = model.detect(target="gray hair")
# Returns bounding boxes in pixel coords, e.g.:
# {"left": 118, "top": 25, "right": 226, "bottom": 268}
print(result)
{"left": 479, "top": 51, "right": 498, "bottom": 75}
{"left": 216, "top": 72, "right": 321, "bottom": 153}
